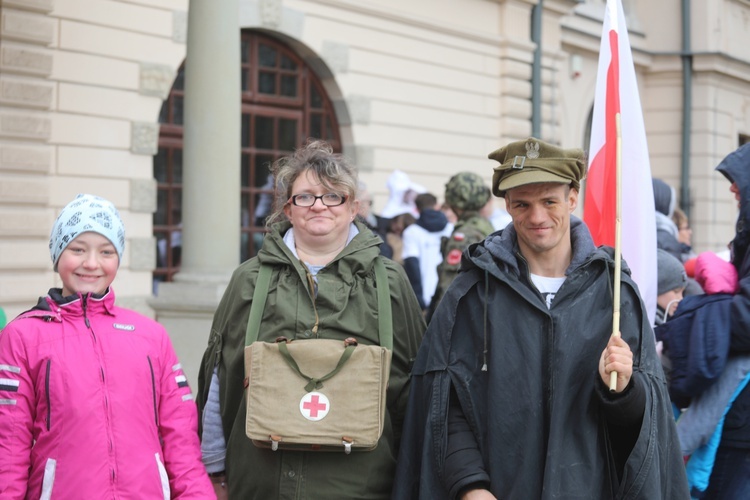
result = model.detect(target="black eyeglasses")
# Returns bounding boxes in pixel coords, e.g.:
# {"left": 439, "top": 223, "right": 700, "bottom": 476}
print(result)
{"left": 290, "top": 193, "right": 347, "bottom": 207}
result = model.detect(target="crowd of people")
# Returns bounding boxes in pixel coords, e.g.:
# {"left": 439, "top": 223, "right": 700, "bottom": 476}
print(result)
{"left": 1, "top": 137, "right": 749, "bottom": 499}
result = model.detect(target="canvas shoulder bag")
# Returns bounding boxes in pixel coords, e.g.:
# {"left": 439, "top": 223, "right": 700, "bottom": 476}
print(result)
{"left": 244, "top": 258, "right": 393, "bottom": 454}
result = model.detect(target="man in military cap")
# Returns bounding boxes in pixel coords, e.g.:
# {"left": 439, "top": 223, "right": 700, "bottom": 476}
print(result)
{"left": 394, "top": 137, "right": 688, "bottom": 499}
{"left": 427, "top": 172, "right": 495, "bottom": 322}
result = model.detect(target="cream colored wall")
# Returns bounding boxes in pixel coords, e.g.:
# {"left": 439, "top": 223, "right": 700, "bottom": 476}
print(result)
{"left": 0, "top": 0, "right": 187, "bottom": 319}
{"left": 3, "top": 0, "right": 750, "bottom": 327}
{"left": 274, "top": 0, "right": 510, "bottom": 210}
{"left": 0, "top": 0, "right": 55, "bottom": 320}
{"left": 562, "top": 0, "right": 750, "bottom": 255}
{"left": 690, "top": 69, "right": 750, "bottom": 253}
{"left": 636, "top": 0, "right": 750, "bottom": 253}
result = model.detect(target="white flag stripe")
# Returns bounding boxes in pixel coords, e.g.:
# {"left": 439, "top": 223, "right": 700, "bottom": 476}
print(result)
{"left": 588, "top": 0, "right": 657, "bottom": 326}
{"left": 172, "top": 363, "right": 182, "bottom": 371}
{"left": 182, "top": 394, "right": 194, "bottom": 401}
{"left": 607, "top": 0, "right": 618, "bottom": 28}
{"left": 175, "top": 375, "right": 187, "bottom": 383}
{"left": 0, "top": 399, "right": 17, "bottom": 405}
{"left": 0, "top": 364, "right": 21, "bottom": 374}
{"left": 0, "top": 378, "right": 20, "bottom": 388}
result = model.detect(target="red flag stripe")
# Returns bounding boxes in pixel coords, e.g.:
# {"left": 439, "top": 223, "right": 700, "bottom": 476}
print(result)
{"left": 583, "top": 0, "right": 657, "bottom": 326}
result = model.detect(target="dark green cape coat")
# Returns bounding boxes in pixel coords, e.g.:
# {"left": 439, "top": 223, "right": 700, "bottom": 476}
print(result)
{"left": 393, "top": 217, "right": 689, "bottom": 499}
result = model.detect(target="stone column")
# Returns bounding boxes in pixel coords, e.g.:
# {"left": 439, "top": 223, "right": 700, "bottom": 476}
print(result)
{"left": 151, "top": 0, "right": 241, "bottom": 391}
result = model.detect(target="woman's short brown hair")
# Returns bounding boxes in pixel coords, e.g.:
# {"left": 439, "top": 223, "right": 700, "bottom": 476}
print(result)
{"left": 266, "top": 140, "right": 358, "bottom": 226}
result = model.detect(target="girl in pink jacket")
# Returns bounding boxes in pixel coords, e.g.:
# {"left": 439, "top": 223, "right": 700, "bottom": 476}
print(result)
{"left": 0, "top": 194, "right": 214, "bottom": 499}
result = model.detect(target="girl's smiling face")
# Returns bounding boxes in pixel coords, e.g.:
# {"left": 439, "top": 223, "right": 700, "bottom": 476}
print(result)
{"left": 57, "top": 232, "right": 119, "bottom": 296}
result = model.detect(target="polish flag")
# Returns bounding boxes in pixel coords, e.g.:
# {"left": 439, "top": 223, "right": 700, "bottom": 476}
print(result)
{"left": 583, "top": 0, "right": 657, "bottom": 326}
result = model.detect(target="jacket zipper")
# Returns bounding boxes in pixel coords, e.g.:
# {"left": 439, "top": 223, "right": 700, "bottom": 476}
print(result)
{"left": 147, "top": 356, "right": 158, "bottom": 427}
{"left": 516, "top": 251, "right": 553, "bottom": 456}
{"left": 82, "top": 294, "right": 91, "bottom": 329}
{"left": 45, "top": 359, "right": 51, "bottom": 430}
{"left": 304, "top": 267, "right": 321, "bottom": 336}
{"left": 82, "top": 293, "right": 116, "bottom": 485}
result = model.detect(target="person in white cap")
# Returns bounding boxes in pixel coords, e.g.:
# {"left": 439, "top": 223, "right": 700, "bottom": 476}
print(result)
{"left": 380, "top": 169, "right": 426, "bottom": 220}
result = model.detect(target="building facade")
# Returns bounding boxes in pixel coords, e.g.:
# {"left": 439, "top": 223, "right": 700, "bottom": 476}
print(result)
{"left": 1, "top": 0, "right": 749, "bottom": 386}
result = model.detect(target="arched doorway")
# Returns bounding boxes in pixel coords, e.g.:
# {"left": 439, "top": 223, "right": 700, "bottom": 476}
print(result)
{"left": 153, "top": 31, "right": 342, "bottom": 286}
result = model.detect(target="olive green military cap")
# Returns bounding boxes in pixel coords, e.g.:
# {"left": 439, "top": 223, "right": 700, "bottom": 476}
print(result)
{"left": 488, "top": 137, "right": 586, "bottom": 197}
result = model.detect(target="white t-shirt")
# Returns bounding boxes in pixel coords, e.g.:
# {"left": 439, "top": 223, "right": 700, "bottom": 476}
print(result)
{"left": 530, "top": 273, "right": 566, "bottom": 309}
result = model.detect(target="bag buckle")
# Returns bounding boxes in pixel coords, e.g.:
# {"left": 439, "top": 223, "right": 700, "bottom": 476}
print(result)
{"left": 342, "top": 437, "right": 353, "bottom": 455}
{"left": 270, "top": 435, "right": 282, "bottom": 451}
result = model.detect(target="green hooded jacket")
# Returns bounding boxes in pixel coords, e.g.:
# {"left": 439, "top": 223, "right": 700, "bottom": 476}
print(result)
{"left": 197, "top": 220, "right": 426, "bottom": 499}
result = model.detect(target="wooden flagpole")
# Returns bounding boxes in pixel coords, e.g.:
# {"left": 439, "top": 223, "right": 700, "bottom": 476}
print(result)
{"left": 609, "top": 113, "right": 623, "bottom": 392}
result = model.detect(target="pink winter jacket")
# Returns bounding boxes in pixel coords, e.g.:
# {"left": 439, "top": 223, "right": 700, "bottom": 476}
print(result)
{"left": 0, "top": 289, "right": 214, "bottom": 499}
{"left": 695, "top": 251, "right": 739, "bottom": 295}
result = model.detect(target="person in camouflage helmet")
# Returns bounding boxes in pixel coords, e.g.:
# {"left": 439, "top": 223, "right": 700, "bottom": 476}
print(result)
{"left": 427, "top": 171, "right": 495, "bottom": 322}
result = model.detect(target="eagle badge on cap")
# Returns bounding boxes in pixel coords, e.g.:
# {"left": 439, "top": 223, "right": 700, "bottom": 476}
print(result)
{"left": 526, "top": 140, "right": 540, "bottom": 159}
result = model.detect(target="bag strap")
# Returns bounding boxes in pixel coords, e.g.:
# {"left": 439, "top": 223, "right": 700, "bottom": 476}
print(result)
{"left": 374, "top": 256, "right": 393, "bottom": 351}
{"left": 245, "top": 257, "right": 392, "bottom": 349}
{"left": 278, "top": 340, "right": 356, "bottom": 392}
{"left": 245, "top": 264, "right": 273, "bottom": 346}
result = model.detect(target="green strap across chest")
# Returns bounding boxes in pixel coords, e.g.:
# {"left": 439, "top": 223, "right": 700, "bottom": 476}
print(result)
{"left": 245, "top": 263, "right": 272, "bottom": 346}
{"left": 244, "top": 257, "right": 393, "bottom": 350}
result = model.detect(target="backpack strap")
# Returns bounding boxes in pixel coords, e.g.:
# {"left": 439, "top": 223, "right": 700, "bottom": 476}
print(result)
{"left": 245, "top": 257, "right": 393, "bottom": 349}
{"left": 245, "top": 264, "right": 272, "bottom": 346}
{"left": 374, "top": 256, "right": 393, "bottom": 351}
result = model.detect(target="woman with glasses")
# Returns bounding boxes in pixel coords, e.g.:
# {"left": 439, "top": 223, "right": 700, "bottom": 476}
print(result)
{"left": 196, "top": 140, "right": 426, "bottom": 499}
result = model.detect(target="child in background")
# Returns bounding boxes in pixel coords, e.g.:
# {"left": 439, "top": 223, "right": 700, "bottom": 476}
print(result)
{"left": 666, "top": 252, "right": 746, "bottom": 497}
{"left": 656, "top": 248, "right": 689, "bottom": 325}
{"left": 0, "top": 194, "right": 214, "bottom": 499}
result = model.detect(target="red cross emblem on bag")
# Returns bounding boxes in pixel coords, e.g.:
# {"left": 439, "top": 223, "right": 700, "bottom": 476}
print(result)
{"left": 299, "top": 392, "right": 330, "bottom": 421}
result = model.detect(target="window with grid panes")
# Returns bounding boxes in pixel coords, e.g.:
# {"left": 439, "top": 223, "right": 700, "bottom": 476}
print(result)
{"left": 154, "top": 32, "right": 341, "bottom": 286}
{"left": 154, "top": 67, "right": 184, "bottom": 288}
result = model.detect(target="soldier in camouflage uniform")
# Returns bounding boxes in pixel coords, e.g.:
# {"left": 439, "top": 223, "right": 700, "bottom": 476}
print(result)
{"left": 427, "top": 172, "right": 495, "bottom": 322}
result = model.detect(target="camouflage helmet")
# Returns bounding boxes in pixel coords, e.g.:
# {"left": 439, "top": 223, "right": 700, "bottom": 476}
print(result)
{"left": 444, "top": 171, "right": 491, "bottom": 212}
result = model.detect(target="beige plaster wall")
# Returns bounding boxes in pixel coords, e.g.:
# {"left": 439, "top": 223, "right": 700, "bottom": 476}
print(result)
{"left": 2, "top": 0, "right": 750, "bottom": 329}
{"left": 0, "top": 0, "right": 187, "bottom": 319}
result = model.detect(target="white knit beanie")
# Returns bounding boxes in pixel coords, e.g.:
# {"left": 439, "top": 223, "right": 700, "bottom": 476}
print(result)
{"left": 49, "top": 194, "right": 125, "bottom": 271}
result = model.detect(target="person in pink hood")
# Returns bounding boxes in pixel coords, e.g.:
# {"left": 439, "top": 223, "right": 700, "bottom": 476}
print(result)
{"left": 0, "top": 194, "right": 214, "bottom": 499}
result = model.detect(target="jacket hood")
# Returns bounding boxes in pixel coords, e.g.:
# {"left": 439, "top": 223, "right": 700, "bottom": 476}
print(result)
{"left": 454, "top": 211, "right": 495, "bottom": 236}
{"left": 416, "top": 209, "right": 449, "bottom": 232}
{"left": 655, "top": 211, "right": 679, "bottom": 239}
{"left": 716, "top": 143, "right": 750, "bottom": 268}
{"left": 464, "top": 215, "right": 620, "bottom": 280}
{"left": 652, "top": 178, "right": 676, "bottom": 217}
